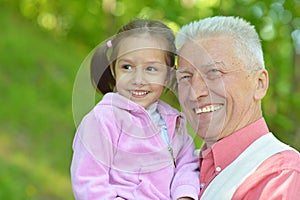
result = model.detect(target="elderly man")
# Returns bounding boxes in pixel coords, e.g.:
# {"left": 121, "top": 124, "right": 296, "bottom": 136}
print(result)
{"left": 176, "top": 16, "right": 300, "bottom": 199}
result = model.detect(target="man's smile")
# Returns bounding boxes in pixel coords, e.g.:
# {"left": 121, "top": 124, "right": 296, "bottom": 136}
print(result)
{"left": 193, "top": 104, "right": 223, "bottom": 114}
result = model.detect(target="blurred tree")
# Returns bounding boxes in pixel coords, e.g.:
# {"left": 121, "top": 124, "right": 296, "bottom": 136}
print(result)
{"left": 1, "top": 0, "right": 299, "bottom": 149}
{"left": 0, "top": 0, "right": 299, "bottom": 199}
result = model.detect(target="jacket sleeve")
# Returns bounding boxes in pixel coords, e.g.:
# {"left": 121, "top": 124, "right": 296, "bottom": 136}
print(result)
{"left": 170, "top": 118, "right": 200, "bottom": 200}
{"left": 70, "top": 111, "right": 121, "bottom": 200}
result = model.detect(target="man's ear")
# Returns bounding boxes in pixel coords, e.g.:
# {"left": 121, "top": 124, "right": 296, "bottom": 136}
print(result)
{"left": 166, "top": 65, "right": 176, "bottom": 82}
{"left": 164, "top": 66, "right": 177, "bottom": 91}
{"left": 254, "top": 69, "right": 269, "bottom": 100}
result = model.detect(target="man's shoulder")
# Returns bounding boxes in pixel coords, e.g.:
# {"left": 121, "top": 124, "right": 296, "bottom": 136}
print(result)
{"left": 260, "top": 149, "right": 300, "bottom": 172}
{"left": 275, "top": 149, "right": 300, "bottom": 169}
{"left": 235, "top": 148, "right": 300, "bottom": 199}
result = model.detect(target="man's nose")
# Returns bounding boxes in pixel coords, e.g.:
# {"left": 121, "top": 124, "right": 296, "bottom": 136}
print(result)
{"left": 190, "top": 73, "right": 209, "bottom": 100}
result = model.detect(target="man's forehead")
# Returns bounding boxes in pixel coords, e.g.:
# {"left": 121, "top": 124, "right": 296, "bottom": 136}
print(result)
{"left": 177, "top": 51, "right": 215, "bottom": 70}
{"left": 177, "top": 61, "right": 220, "bottom": 72}
{"left": 179, "top": 42, "right": 205, "bottom": 56}
{"left": 178, "top": 46, "right": 215, "bottom": 65}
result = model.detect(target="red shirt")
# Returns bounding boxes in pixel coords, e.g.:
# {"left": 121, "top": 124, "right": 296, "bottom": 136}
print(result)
{"left": 199, "top": 118, "right": 300, "bottom": 199}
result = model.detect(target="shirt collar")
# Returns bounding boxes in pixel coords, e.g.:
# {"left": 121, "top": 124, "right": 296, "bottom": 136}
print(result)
{"left": 146, "top": 101, "right": 160, "bottom": 125}
{"left": 146, "top": 101, "right": 158, "bottom": 114}
{"left": 200, "top": 118, "right": 270, "bottom": 171}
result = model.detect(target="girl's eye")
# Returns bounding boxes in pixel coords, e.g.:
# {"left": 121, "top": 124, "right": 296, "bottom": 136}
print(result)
{"left": 122, "top": 65, "right": 133, "bottom": 70}
{"left": 146, "top": 66, "right": 157, "bottom": 72}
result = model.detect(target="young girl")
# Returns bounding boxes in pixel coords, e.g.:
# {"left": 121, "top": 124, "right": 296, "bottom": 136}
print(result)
{"left": 71, "top": 19, "right": 199, "bottom": 200}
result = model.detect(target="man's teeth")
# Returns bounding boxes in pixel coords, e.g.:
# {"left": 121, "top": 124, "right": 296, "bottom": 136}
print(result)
{"left": 131, "top": 91, "right": 149, "bottom": 96}
{"left": 194, "top": 105, "right": 222, "bottom": 114}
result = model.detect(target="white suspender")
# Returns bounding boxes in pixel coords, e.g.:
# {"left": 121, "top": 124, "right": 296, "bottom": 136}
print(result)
{"left": 200, "top": 133, "right": 294, "bottom": 200}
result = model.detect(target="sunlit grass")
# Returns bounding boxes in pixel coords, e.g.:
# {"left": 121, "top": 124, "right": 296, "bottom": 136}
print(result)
{"left": 0, "top": 6, "right": 83, "bottom": 199}
{"left": 0, "top": 134, "right": 73, "bottom": 199}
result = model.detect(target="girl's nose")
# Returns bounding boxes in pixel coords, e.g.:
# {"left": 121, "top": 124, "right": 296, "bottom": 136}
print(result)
{"left": 132, "top": 68, "right": 146, "bottom": 86}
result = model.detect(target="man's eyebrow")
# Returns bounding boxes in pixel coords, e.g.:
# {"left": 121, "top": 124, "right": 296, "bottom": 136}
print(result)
{"left": 176, "top": 68, "right": 187, "bottom": 73}
{"left": 201, "top": 61, "right": 224, "bottom": 68}
{"left": 176, "top": 62, "right": 223, "bottom": 74}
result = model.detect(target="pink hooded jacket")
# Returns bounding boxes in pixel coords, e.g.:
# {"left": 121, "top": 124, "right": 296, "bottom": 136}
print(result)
{"left": 71, "top": 93, "right": 199, "bottom": 199}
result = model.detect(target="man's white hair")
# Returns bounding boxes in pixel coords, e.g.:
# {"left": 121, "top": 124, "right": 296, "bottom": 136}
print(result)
{"left": 176, "top": 16, "right": 265, "bottom": 70}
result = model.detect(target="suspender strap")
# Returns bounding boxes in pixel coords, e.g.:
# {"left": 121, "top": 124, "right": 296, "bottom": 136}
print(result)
{"left": 201, "top": 133, "right": 293, "bottom": 200}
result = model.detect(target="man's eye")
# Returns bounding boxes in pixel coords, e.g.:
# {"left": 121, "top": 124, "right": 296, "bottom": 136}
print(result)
{"left": 177, "top": 74, "right": 191, "bottom": 81}
{"left": 208, "top": 68, "right": 221, "bottom": 73}
{"left": 206, "top": 68, "right": 223, "bottom": 80}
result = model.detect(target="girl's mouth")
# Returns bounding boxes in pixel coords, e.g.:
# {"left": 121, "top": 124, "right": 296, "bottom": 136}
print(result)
{"left": 130, "top": 90, "right": 150, "bottom": 97}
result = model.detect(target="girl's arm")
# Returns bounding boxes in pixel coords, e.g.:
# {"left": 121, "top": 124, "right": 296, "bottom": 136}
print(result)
{"left": 70, "top": 113, "right": 119, "bottom": 199}
{"left": 170, "top": 121, "right": 200, "bottom": 200}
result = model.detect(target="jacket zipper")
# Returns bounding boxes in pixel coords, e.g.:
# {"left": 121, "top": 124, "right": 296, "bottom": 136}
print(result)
{"left": 168, "top": 145, "right": 176, "bottom": 168}
{"left": 161, "top": 125, "right": 176, "bottom": 168}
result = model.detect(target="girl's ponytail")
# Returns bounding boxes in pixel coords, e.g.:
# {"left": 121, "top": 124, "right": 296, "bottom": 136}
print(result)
{"left": 90, "top": 44, "right": 115, "bottom": 94}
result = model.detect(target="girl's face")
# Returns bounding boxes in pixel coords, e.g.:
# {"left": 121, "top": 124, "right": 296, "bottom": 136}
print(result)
{"left": 113, "top": 34, "right": 170, "bottom": 109}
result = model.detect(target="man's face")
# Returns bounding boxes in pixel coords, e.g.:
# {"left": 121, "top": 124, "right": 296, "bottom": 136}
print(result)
{"left": 177, "top": 36, "right": 259, "bottom": 146}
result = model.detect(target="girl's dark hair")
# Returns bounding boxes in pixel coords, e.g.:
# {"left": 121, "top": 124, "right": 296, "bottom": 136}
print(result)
{"left": 90, "top": 19, "right": 176, "bottom": 94}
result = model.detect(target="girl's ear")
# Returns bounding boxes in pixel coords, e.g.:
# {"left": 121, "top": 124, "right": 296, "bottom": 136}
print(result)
{"left": 254, "top": 69, "right": 269, "bottom": 100}
{"left": 110, "top": 64, "right": 115, "bottom": 78}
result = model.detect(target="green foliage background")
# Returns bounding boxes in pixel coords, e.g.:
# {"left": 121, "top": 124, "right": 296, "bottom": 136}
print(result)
{"left": 0, "top": 0, "right": 299, "bottom": 199}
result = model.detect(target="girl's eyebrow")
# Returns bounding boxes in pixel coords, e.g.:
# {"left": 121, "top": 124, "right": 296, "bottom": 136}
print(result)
{"left": 117, "top": 58, "right": 133, "bottom": 63}
{"left": 118, "top": 58, "right": 165, "bottom": 65}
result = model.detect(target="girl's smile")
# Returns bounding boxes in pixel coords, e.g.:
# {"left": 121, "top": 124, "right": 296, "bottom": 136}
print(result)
{"left": 113, "top": 34, "right": 169, "bottom": 109}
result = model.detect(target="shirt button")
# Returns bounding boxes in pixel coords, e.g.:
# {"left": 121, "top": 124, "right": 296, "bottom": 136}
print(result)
{"left": 216, "top": 166, "right": 222, "bottom": 172}
{"left": 200, "top": 183, "right": 205, "bottom": 189}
